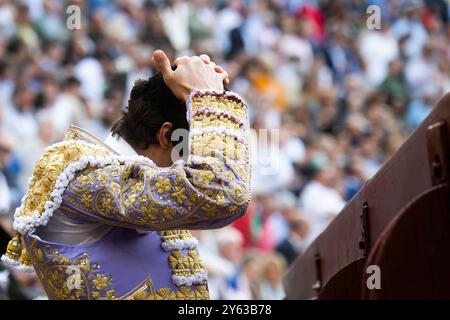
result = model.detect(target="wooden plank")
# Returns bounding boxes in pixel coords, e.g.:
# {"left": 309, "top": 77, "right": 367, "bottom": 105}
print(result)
{"left": 363, "top": 185, "right": 450, "bottom": 299}
{"left": 284, "top": 92, "right": 450, "bottom": 299}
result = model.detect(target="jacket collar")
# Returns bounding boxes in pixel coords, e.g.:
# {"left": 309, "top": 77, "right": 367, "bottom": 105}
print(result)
{"left": 64, "top": 125, "right": 137, "bottom": 156}
{"left": 103, "top": 133, "right": 138, "bottom": 156}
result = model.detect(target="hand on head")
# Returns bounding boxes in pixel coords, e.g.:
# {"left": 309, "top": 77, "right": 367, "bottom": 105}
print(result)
{"left": 198, "top": 53, "right": 230, "bottom": 85}
{"left": 152, "top": 50, "right": 229, "bottom": 102}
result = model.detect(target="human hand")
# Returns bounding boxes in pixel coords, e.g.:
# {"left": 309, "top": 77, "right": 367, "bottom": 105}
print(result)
{"left": 152, "top": 50, "right": 228, "bottom": 102}
{"left": 198, "top": 53, "right": 230, "bottom": 86}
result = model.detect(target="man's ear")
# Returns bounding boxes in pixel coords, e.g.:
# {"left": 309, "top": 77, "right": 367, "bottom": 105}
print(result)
{"left": 158, "top": 122, "right": 173, "bottom": 150}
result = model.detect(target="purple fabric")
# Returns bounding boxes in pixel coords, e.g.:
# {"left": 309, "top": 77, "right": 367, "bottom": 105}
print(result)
{"left": 24, "top": 227, "right": 199, "bottom": 299}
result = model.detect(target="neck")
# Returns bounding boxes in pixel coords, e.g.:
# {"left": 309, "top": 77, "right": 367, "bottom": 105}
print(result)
{"left": 133, "top": 144, "right": 172, "bottom": 167}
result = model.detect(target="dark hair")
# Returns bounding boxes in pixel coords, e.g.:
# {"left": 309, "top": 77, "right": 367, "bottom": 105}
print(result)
{"left": 62, "top": 76, "right": 81, "bottom": 89}
{"left": 111, "top": 72, "right": 188, "bottom": 149}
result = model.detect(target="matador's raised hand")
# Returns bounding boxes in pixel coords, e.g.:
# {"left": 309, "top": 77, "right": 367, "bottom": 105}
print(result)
{"left": 152, "top": 50, "right": 229, "bottom": 102}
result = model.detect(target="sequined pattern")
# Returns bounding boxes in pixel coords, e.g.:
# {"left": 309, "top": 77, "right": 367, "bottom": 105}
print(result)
{"left": 61, "top": 90, "right": 251, "bottom": 230}
{"left": 7, "top": 90, "right": 250, "bottom": 300}
{"left": 28, "top": 238, "right": 209, "bottom": 300}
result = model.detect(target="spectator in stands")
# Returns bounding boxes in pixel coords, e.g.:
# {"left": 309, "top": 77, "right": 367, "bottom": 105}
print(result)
{"left": 277, "top": 218, "right": 310, "bottom": 265}
{"left": 0, "top": 0, "right": 449, "bottom": 300}
{"left": 258, "top": 254, "right": 287, "bottom": 300}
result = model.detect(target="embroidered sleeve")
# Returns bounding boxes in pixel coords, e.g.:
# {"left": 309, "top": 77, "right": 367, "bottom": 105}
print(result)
{"left": 61, "top": 90, "right": 251, "bottom": 230}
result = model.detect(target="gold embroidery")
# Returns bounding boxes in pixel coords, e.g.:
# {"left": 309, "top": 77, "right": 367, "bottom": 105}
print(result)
{"left": 120, "top": 277, "right": 209, "bottom": 300}
{"left": 192, "top": 116, "right": 241, "bottom": 130}
{"left": 158, "top": 230, "right": 195, "bottom": 241}
{"left": 29, "top": 239, "right": 209, "bottom": 300}
{"left": 155, "top": 176, "right": 172, "bottom": 193}
{"left": 121, "top": 279, "right": 208, "bottom": 300}
{"left": 190, "top": 134, "right": 248, "bottom": 161}
{"left": 158, "top": 230, "right": 209, "bottom": 298}
{"left": 62, "top": 159, "right": 249, "bottom": 229}
{"left": 18, "top": 141, "right": 110, "bottom": 220}
{"left": 14, "top": 92, "right": 249, "bottom": 233}
{"left": 64, "top": 125, "right": 117, "bottom": 153}
{"left": 4, "top": 234, "right": 22, "bottom": 262}
{"left": 190, "top": 96, "right": 247, "bottom": 120}
{"left": 29, "top": 241, "right": 116, "bottom": 300}
{"left": 10, "top": 92, "right": 249, "bottom": 300}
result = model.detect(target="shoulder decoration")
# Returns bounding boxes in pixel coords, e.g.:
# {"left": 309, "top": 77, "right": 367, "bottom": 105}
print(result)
{"left": 1, "top": 139, "right": 153, "bottom": 269}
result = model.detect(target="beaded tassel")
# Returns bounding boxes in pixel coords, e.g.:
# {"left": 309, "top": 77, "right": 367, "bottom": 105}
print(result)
{"left": 2, "top": 233, "right": 23, "bottom": 265}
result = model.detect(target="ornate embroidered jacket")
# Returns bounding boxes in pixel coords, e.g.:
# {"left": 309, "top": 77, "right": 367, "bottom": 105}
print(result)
{"left": 1, "top": 90, "right": 251, "bottom": 300}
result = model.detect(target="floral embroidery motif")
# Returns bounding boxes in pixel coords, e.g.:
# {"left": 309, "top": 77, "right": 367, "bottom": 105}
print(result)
{"left": 155, "top": 176, "right": 172, "bottom": 193}
{"left": 29, "top": 239, "right": 209, "bottom": 300}
{"left": 12, "top": 142, "right": 154, "bottom": 235}
{"left": 159, "top": 230, "right": 209, "bottom": 288}
{"left": 122, "top": 279, "right": 209, "bottom": 300}
{"left": 168, "top": 250, "right": 203, "bottom": 273}
{"left": 62, "top": 146, "right": 250, "bottom": 230}
{"left": 4, "top": 90, "right": 249, "bottom": 299}
{"left": 13, "top": 141, "right": 111, "bottom": 234}
{"left": 92, "top": 274, "right": 110, "bottom": 291}
{"left": 29, "top": 241, "right": 116, "bottom": 300}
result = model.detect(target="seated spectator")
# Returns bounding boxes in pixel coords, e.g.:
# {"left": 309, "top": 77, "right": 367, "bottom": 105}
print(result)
{"left": 258, "top": 254, "right": 287, "bottom": 300}
{"left": 277, "top": 218, "right": 310, "bottom": 265}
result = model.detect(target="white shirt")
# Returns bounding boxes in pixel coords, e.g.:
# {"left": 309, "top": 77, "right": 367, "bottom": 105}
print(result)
{"left": 300, "top": 180, "right": 346, "bottom": 241}
{"left": 74, "top": 57, "right": 105, "bottom": 103}
{"left": 35, "top": 133, "right": 139, "bottom": 245}
{"left": 359, "top": 30, "right": 399, "bottom": 87}
{"left": 49, "top": 93, "right": 87, "bottom": 138}
{"left": 0, "top": 171, "right": 10, "bottom": 215}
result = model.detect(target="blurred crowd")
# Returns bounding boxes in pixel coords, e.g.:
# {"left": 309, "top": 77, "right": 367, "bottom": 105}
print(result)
{"left": 0, "top": 0, "right": 449, "bottom": 300}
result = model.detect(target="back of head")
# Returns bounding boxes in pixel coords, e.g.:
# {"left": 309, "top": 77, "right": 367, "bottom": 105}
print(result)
{"left": 111, "top": 72, "right": 188, "bottom": 149}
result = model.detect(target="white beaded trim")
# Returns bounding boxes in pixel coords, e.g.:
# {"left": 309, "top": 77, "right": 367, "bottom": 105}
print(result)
{"left": 13, "top": 140, "right": 154, "bottom": 235}
{"left": 190, "top": 154, "right": 247, "bottom": 167}
{"left": 189, "top": 89, "right": 246, "bottom": 106}
{"left": 172, "top": 269, "right": 208, "bottom": 287}
{"left": 16, "top": 264, "right": 35, "bottom": 273}
{"left": 0, "top": 255, "right": 35, "bottom": 273}
{"left": 1, "top": 254, "right": 20, "bottom": 266}
{"left": 186, "top": 89, "right": 250, "bottom": 167}
{"left": 186, "top": 89, "right": 246, "bottom": 124}
{"left": 190, "top": 107, "right": 246, "bottom": 127}
{"left": 190, "top": 126, "right": 247, "bottom": 143}
{"left": 159, "top": 233, "right": 207, "bottom": 287}
{"left": 160, "top": 237, "right": 199, "bottom": 252}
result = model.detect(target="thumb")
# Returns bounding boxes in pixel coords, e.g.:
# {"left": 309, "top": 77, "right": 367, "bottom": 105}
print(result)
{"left": 152, "top": 50, "right": 173, "bottom": 78}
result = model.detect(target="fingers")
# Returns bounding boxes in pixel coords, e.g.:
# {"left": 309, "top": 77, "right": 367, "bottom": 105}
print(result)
{"left": 220, "top": 71, "right": 230, "bottom": 85}
{"left": 171, "top": 53, "right": 231, "bottom": 85}
{"left": 199, "top": 54, "right": 219, "bottom": 71}
{"left": 199, "top": 54, "right": 211, "bottom": 64}
{"left": 208, "top": 61, "right": 217, "bottom": 69}
{"left": 198, "top": 54, "right": 229, "bottom": 83}
{"left": 194, "top": 56, "right": 227, "bottom": 85}
{"left": 152, "top": 50, "right": 174, "bottom": 78}
{"left": 191, "top": 56, "right": 205, "bottom": 66}
{"left": 199, "top": 55, "right": 218, "bottom": 71}
{"left": 214, "top": 65, "right": 230, "bottom": 85}
{"left": 173, "top": 56, "right": 189, "bottom": 67}
{"left": 214, "top": 65, "right": 224, "bottom": 73}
